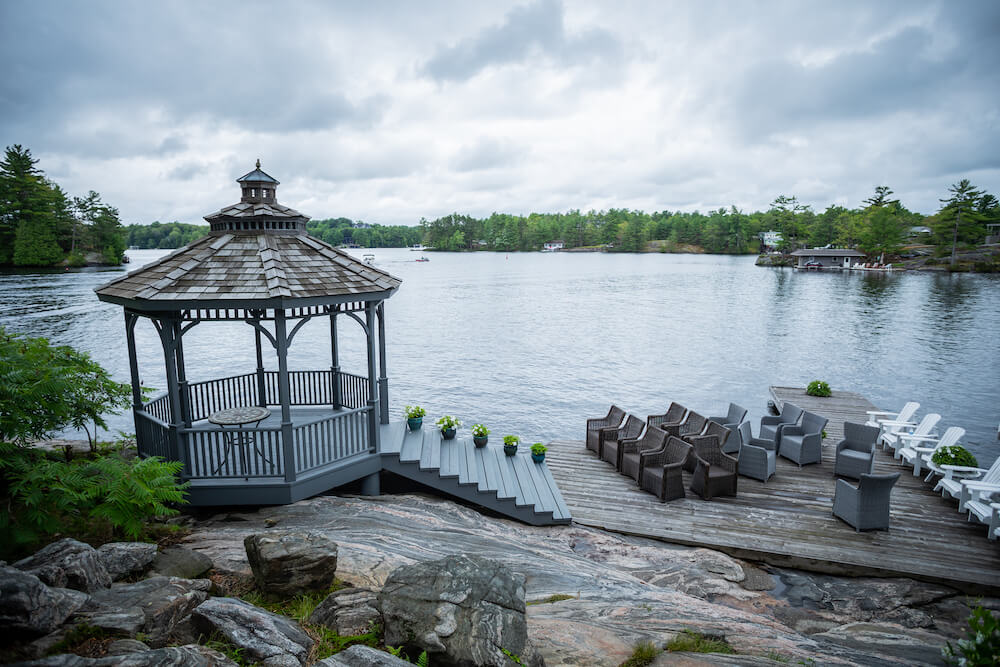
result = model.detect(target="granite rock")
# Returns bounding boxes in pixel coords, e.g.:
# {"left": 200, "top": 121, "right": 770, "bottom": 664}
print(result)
{"left": 89, "top": 576, "right": 211, "bottom": 647}
{"left": 13, "top": 538, "right": 111, "bottom": 593}
{"left": 11, "top": 645, "right": 237, "bottom": 666}
{"left": 244, "top": 530, "right": 338, "bottom": 596}
{"left": 190, "top": 596, "right": 313, "bottom": 666}
{"left": 0, "top": 565, "right": 90, "bottom": 639}
{"left": 316, "top": 645, "right": 414, "bottom": 666}
{"left": 97, "top": 542, "right": 158, "bottom": 581}
{"left": 148, "top": 547, "right": 213, "bottom": 580}
{"left": 308, "top": 586, "right": 380, "bottom": 636}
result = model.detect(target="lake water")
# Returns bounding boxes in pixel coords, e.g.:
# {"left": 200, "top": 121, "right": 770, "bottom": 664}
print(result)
{"left": 2, "top": 247, "right": 998, "bottom": 464}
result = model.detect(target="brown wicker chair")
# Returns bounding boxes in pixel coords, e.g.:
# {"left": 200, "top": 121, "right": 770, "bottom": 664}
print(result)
{"left": 647, "top": 402, "right": 686, "bottom": 431}
{"left": 586, "top": 405, "right": 625, "bottom": 455}
{"left": 690, "top": 439, "right": 738, "bottom": 500}
{"left": 620, "top": 426, "right": 669, "bottom": 480}
{"left": 659, "top": 410, "right": 707, "bottom": 439}
{"left": 678, "top": 415, "right": 720, "bottom": 471}
{"left": 599, "top": 415, "right": 644, "bottom": 467}
{"left": 640, "top": 436, "right": 692, "bottom": 502}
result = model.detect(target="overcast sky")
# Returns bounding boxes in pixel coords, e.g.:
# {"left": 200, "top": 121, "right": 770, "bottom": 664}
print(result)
{"left": 1, "top": 0, "right": 998, "bottom": 225}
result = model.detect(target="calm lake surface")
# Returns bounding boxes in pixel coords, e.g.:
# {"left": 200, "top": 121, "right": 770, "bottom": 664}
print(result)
{"left": 2, "top": 248, "right": 998, "bottom": 463}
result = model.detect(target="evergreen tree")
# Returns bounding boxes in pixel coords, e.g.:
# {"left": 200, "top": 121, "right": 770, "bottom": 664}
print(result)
{"left": 935, "top": 179, "right": 985, "bottom": 266}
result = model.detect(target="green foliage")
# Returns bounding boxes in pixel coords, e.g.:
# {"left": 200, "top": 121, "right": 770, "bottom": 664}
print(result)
{"left": 435, "top": 415, "right": 460, "bottom": 430}
{"left": 307, "top": 217, "right": 423, "bottom": 249}
{"left": 0, "top": 328, "right": 131, "bottom": 449}
{"left": 48, "top": 623, "right": 113, "bottom": 656}
{"left": 806, "top": 380, "right": 831, "bottom": 397}
{"left": 500, "top": 647, "right": 522, "bottom": 665}
{"left": 942, "top": 604, "right": 1000, "bottom": 666}
{"left": 471, "top": 423, "right": 490, "bottom": 437}
{"left": 665, "top": 629, "right": 736, "bottom": 654}
{"left": 931, "top": 445, "right": 978, "bottom": 469}
{"left": 125, "top": 221, "right": 209, "bottom": 249}
{"left": 0, "top": 443, "right": 188, "bottom": 558}
{"left": 404, "top": 405, "right": 426, "bottom": 419}
{"left": 503, "top": 435, "right": 520, "bottom": 446}
{"left": 527, "top": 593, "right": 575, "bottom": 605}
{"left": 530, "top": 443, "right": 547, "bottom": 456}
{"left": 619, "top": 641, "right": 659, "bottom": 667}
{"left": 66, "top": 249, "right": 87, "bottom": 267}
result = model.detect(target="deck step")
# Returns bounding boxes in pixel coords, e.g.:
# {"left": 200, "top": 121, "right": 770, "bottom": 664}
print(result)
{"left": 380, "top": 423, "right": 571, "bottom": 526}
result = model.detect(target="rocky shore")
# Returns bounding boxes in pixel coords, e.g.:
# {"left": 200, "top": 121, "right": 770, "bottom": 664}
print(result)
{"left": 3, "top": 492, "right": 993, "bottom": 666}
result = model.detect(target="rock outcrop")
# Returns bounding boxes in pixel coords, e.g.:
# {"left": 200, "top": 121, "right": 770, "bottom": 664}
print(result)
{"left": 148, "top": 547, "right": 213, "bottom": 580}
{"left": 13, "top": 538, "right": 112, "bottom": 593}
{"left": 190, "top": 596, "right": 314, "bottom": 666}
{"left": 96, "top": 542, "right": 158, "bottom": 582}
{"left": 88, "top": 576, "right": 211, "bottom": 647}
{"left": 0, "top": 565, "right": 90, "bottom": 639}
{"left": 308, "top": 587, "right": 380, "bottom": 636}
{"left": 244, "top": 531, "right": 339, "bottom": 596}
{"left": 316, "top": 645, "right": 412, "bottom": 667}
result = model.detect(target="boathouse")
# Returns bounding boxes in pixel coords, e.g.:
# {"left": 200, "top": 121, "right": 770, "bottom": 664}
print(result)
{"left": 790, "top": 248, "right": 866, "bottom": 269}
{"left": 95, "top": 164, "right": 570, "bottom": 525}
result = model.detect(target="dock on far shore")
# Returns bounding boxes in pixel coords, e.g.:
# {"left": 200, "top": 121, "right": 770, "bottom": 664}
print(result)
{"left": 545, "top": 385, "right": 1000, "bottom": 594}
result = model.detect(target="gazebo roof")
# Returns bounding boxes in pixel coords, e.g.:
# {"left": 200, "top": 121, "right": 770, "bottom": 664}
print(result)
{"left": 96, "top": 163, "right": 401, "bottom": 311}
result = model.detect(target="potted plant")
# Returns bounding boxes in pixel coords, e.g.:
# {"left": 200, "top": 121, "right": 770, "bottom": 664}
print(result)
{"left": 806, "top": 380, "right": 832, "bottom": 397}
{"left": 931, "top": 445, "right": 978, "bottom": 469}
{"left": 437, "top": 415, "right": 461, "bottom": 440}
{"left": 471, "top": 423, "right": 490, "bottom": 447}
{"left": 405, "top": 405, "right": 426, "bottom": 431}
{"left": 502, "top": 435, "right": 519, "bottom": 456}
{"left": 530, "top": 442, "right": 547, "bottom": 463}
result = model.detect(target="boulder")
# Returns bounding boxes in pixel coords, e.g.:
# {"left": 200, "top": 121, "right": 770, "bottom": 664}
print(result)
{"left": 308, "top": 586, "right": 380, "bottom": 636}
{"left": 89, "top": 576, "right": 211, "bottom": 648}
{"left": 13, "top": 538, "right": 112, "bottom": 592}
{"left": 97, "top": 542, "right": 158, "bottom": 581}
{"left": 380, "top": 554, "right": 539, "bottom": 667}
{"left": 814, "top": 622, "right": 948, "bottom": 665}
{"left": 105, "top": 639, "right": 151, "bottom": 656}
{"left": 11, "top": 644, "right": 238, "bottom": 666}
{"left": 0, "top": 565, "right": 90, "bottom": 639}
{"left": 148, "top": 547, "right": 213, "bottom": 580}
{"left": 317, "top": 645, "right": 413, "bottom": 666}
{"left": 190, "top": 597, "right": 313, "bottom": 666}
{"left": 244, "top": 531, "right": 338, "bottom": 596}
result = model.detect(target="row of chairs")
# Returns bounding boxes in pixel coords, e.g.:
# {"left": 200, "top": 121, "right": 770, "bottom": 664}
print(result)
{"left": 585, "top": 403, "right": 744, "bottom": 501}
{"left": 867, "top": 402, "right": 999, "bottom": 540}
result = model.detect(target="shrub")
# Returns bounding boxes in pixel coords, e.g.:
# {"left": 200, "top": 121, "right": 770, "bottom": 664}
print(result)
{"left": 931, "top": 445, "right": 978, "bottom": 469}
{"left": 806, "top": 380, "right": 831, "bottom": 397}
{"left": 470, "top": 423, "right": 490, "bottom": 437}
{"left": 665, "top": 629, "right": 736, "bottom": 654}
{"left": 531, "top": 443, "right": 547, "bottom": 456}
{"left": 620, "top": 641, "right": 659, "bottom": 666}
{"left": 503, "top": 435, "right": 520, "bottom": 446}
{"left": 942, "top": 604, "right": 1000, "bottom": 665}
{"left": 404, "top": 405, "right": 426, "bottom": 419}
{"left": 436, "top": 415, "right": 460, "bottom": 430}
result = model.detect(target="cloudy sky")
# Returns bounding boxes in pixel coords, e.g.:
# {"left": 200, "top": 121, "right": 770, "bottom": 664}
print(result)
{"left": 1, "top": 0, "right": 998, "bottom": 225}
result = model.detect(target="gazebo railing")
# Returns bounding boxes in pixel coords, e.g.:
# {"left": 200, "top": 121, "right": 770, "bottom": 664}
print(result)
{"left": 135, "top": 409, "right": 172, "bottom": 459}
{"left": 151, "top": 370, "right": 372, "bottom": 423}
{"left": 293, "top": 406, "right": 371, "bottom": 474}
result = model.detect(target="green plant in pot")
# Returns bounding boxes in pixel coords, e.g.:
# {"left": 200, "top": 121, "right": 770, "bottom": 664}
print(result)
{"left": 405, "top": 405, "right": 426, "bottom": 431}
{"left": 503, "top": 435, "right": 519, "bottom": 456}
{"left": 471, "top": 423, "right": 490, "bottom": 447}
{"left": 530, "top": 442, "right": 547, "bottom": 463}
{"left": 931, "top": 445, "right": 978, "bottom": 469}
{"left": 806, "top": 380, "right": 831, "bottom": 397}
{"left": 437, "top": 415, "right": 461, "bottom": 440}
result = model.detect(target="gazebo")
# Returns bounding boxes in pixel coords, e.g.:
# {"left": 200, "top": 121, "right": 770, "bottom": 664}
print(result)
{"left": 96, "top": 162, "right": 401, "bottom": 505}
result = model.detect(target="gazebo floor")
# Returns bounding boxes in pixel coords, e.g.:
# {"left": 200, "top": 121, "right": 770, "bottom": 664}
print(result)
{"left": 547, "top": 388, "right": 1000, "bottom": 593}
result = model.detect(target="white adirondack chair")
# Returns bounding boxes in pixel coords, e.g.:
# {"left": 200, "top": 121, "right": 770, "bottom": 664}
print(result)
{"left": 896, "top": 426, "right": 965, "bottom": 478}
{"left": 866, "top": 401, "right": 919, "bottom": 440}
{"left": 934, "top": 455, "right": 1000, "bottom": 503}
{"left": 959, "top": 483, "right": 1000, "bottom": 538}
{"left": 881, "top": 413, "right": 940, "bottom": 457}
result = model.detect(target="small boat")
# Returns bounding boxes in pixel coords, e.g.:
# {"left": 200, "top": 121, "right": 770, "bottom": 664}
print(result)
{"left": 363, "top": 253, "right": 375, "bottom": 265}
{"left": 415, "top": 256, "right": 430, "bottom": 262}
{"left": 409, "top": 244, "right": 427, "bottom": 251}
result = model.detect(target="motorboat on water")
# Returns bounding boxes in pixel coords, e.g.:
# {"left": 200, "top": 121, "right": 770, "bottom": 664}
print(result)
{"left": 415, "top": 255, "right": 430, "bottom": 262}
{"left": 363, "top": 253, "right": 375, "bottom": 265}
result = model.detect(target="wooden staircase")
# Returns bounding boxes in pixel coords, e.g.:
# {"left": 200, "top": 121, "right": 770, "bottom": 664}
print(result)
{"left": 379, "top": 422, "right": 572, "bottom": 525}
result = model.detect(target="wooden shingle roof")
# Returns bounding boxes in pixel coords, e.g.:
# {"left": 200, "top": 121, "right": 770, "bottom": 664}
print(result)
{"left": 95, "top": 232, "right": 401, "bottom": 309}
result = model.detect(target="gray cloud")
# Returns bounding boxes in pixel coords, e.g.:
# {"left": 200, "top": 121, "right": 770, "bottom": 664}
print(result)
{"left": 453, "top": 137, "right": 525, "bottom": 171}
{"left": 421, "top": 0, "right": 622, "bottom": 81}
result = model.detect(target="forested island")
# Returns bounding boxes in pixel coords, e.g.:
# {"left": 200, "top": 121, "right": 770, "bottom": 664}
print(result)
{"left": 4, "top": 143, "right": 998, "bottom": 268}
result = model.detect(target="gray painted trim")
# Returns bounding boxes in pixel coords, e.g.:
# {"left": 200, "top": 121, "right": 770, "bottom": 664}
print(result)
{"left": 97, "top": 288, "right": 399, "bottom": 312}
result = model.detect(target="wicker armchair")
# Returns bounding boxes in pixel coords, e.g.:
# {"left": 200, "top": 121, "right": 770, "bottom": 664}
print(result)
{"left": 682, "top": 420, "right": 730, "bottom": 472}
{"left": 833, "top": 472, "right": 900, "bottom": 531}
{"left": 620, "top": 426, "right": 669, "bottom": 480}
{"left": 639, "top": 436, "right": 692, "bottom": 502}
{"left": 599, "top": 415, "right": 644, "bottom": 467}
{"left": 778, "top": 410, "right": 829, "bottom": 467}
{"left": 759, "top": 402, "right": 803, "bottom": 443}
{"left": 690, "top": 440, "right": 738, "bottom": 500}
{"left": 737, "top": 421, "right": 777, "bottom": 482}
{"left": 710, "top": 403, "right": 747, "bottom": 454}
{"left": 647, "top": 402, "right": 686, "bottom": 431}
{"left": 833, "top": 422, "right": 879, "bottom": 479}
{"left": 660, "top": 410, "right": 708, "bottom": 440}
{"left": 586, "top": 405, "right": 625, "bottom": 455}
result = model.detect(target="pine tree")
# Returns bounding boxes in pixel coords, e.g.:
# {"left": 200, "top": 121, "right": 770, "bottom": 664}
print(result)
{"left": 935, "top": 179, "right": 985, "bottom": 266}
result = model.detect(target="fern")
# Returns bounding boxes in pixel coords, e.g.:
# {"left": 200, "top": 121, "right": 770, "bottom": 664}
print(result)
{"left": 85, "top": 456, "right": 188, "bottom": 540}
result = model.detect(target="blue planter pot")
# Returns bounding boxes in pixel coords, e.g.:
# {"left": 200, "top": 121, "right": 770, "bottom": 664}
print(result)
{"left": 407, "top": 417, "right": 423, "bottom": 431}
{"left": 531, "top": 453, "right": 545, "bottom": 463}
{"left": 442, "top": 428, "right": 456, "bottom": 440}
{"left": 503, "top": 444, "right": 518, "bottom": 457}
{"left": 473, "top": 435, "right": 488, "bottom": 447}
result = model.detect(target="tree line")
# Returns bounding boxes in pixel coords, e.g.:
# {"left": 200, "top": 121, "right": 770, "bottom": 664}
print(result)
{"left": 0, "top": 145, "right": 126, "bottom": 266}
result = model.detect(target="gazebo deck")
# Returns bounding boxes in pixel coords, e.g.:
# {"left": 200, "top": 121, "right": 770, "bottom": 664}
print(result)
{"left": 547, "top": 389, "right": 1000, "bottom": 593}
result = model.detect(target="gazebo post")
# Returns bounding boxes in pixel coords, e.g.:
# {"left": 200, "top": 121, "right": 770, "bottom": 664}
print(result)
{"left": 274, "top": 309, "right": 296, "bottom": 483}
{"left": 156, "top": 316, "right": 188, "bottom": 474}
{"left": 376, "top": 302, "right": 388, "bottom": 425}
{"left": 365, "top": 303, "right": 379, "bottom": 454}
{"left": 330, "top": 308, "right": 341, "bottom": 410}
{"left": 124, "top": 311, "right": 143, "bottom": 412}
{"left": 254, "top": 314, "right": 266, "bottom": 408}
{"left": 174, "top": 327, "right": 191, "bottom": 428}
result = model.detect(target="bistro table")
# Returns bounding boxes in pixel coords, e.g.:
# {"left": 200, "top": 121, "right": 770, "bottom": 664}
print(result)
{"left": 208, "top": 406, "right": 271, "bottom": 479}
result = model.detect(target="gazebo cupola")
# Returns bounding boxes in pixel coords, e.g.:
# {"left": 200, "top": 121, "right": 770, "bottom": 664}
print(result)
{"left": 95, "top": 162, "right": 402, "bottom": 506}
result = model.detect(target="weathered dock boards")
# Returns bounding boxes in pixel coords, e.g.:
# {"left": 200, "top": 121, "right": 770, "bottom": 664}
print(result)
{"left": 380, "top": 422, "right": 571, "bottom": 526}
{"left": 769, "top": 386, "right": 875, "bottom": 442}
{"left": 546, "top": 392, "right": 1000, "bottom": 593}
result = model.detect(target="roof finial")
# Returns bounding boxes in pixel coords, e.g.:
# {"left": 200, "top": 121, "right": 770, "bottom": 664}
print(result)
{"left": 256, "top": 158, "right": 261, "bottom": 170}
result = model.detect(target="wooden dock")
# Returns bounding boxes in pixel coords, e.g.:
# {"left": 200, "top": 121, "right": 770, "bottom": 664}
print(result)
{"left": 546, "top": 387, "right": 1000, "bottom": 593}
